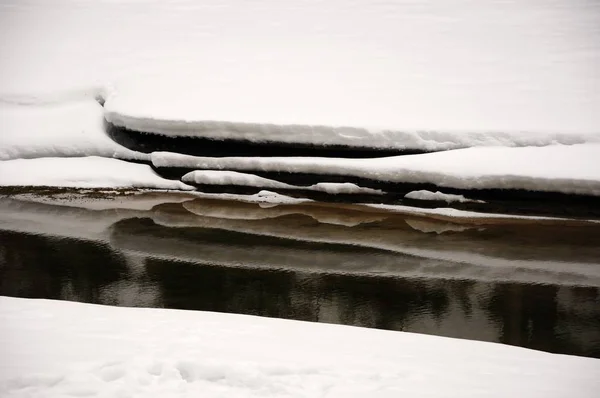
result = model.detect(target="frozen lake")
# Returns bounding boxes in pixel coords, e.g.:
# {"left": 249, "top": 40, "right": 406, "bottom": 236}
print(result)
{"left": 0, "top": 193, "right": 599, "bottom": 358}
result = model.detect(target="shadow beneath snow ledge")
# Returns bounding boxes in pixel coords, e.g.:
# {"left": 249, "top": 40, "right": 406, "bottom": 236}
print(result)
{"left": 106, "top": 123, "right": 426, "bottom": 158}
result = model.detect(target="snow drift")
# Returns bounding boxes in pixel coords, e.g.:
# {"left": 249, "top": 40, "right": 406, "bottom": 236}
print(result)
{"left": 1, "top": 297, "right": 598, "bottom": 398}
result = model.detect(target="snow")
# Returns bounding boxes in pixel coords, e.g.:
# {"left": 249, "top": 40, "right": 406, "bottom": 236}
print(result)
{"left": 1, "top": 0, "right": 599, "bottom": 136}
{"left": 1, "top": 297, "right": 598, "bottom": 398}
{"left": 153, "top": 144, "right": 600, "bottom": 196}
{"left": 183, "top": 170, "right": 382, "bottom": 195}
{"left": 0, "top": 0, "right": 598, "bottom": 193}
{"left": 310, "top": 182, "right": 382, "bottom": 195}
{"left": 0, "top": 99, "right": 147, "bottom": 161}
{"left": 105, "top": 107, "right": 600, "bottom": 151}
{"left": 0, "top": 157, "right": 192, "bottom": 190}
{"left": 405, "top": 190, "right": 483, "bottom": 203}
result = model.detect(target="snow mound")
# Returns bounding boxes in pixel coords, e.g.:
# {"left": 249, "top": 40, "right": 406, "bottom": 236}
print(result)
{"left": 0, "top": 99, "right": 147, "bottom": 161}
{"left": 183, "top": 170, "right": 292, "bottom": 189}
{"left": 182, "top": 170, "right": 382, "bottom": 195}
{"left": 0, "top": 157, "right": 193, "bottom": 190}
{"left": 405, "top": 190, "right": 483, "bottom": 203}
{"left": 1, "top": 297, "right": 598, "bottom": 398}
{"left": 154, "top": 144, "right": 600, "bottom": 196}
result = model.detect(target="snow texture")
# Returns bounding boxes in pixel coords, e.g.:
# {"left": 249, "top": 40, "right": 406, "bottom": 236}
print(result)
{"left": 0, "top": 100, "right": 147, "bottom": 161}
{"left": 0, "top": 297, "right": 598, "bottom": 398}
{"left": 0, "top": 0, "right": 599, "bottom": 194}
{"left": 0, "top": 157, "right": 192, "bottom": 190}
{"left": 405, "top": 190, "right": 483, "bottom": 203}
{"left": 153, "top": 144, "right": 600, "bottom": 196}
{"left": 182, "top": 170, "right": 382, "bottom": 195}
{"left": 1, "top": 0, "right": 599, "bottom": 136}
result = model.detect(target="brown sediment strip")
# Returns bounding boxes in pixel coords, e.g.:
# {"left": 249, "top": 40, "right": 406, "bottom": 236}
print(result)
{"left": 1, "top": 186, "right": 599, "bottom": 227}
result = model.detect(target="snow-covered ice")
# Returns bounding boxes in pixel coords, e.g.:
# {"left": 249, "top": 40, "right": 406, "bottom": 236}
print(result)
{"left": 183, "top": 170, "right": 382, "bottom": 195}
{"left": 154, "top": 143, "right": 600, "bottom": 196}
{"left": 105, "top": 106, "right": 600, "bottom": 151}
{"left": 0, "top": 296, "right": 598, "bottom": 398}
{"left": 405, "top": 190, "right": 483, "bottom": 203}
{"left": 0, "top": 157, "right": 192, "bottom": 190}
{"left": 0, "top": 0, "right": 599, "bottom": 194}
{"left": 1, "top": 0, "right": 599, "bottom": 135}
{"left": 0, "top": 99, "right": 146, "bottom": 161}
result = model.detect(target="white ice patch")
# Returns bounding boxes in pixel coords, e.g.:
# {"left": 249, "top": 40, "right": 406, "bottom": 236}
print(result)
{"left": 405, "top": 190, "right": 483, "bottom": 203}
{"left": 0, "top": 100, "right": 147, "bottom": 161}
{"left": 183, "top": 170, "right": 292, "bottom": 189}
{"left": 182, "top": 170, "right": 383, "bottom": 195}
{"left": 0, "top": 157, "right": 193, "bottom": 190}
{"left": 310, "top": 182, "right": 382, "bottom": 195}
{"left": 154, "top": 144, "right": 600, "bottom": 196}
{"left": 1, "top": 297, "right": 598, "bottom": 398}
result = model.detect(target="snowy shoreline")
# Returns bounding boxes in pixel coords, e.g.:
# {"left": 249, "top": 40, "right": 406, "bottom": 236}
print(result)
{"left": 1, "top": 296, "right": 598, "bottom": 398}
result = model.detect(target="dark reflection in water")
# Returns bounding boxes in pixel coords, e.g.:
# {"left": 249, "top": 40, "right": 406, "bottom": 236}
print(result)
{"left": 1, "top": 227, "right": 599, "bottom": 358}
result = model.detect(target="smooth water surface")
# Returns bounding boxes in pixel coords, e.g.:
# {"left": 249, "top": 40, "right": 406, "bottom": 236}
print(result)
{"left": 1, "top": 194, "right": 599, "bottom": 358}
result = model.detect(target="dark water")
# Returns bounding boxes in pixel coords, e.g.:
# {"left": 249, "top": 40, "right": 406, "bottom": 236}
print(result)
{"left": 1, "top": 195, "right": 599, "bottom": 358}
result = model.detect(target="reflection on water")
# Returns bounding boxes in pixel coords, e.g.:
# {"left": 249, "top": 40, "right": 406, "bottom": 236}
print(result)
{"left": 0, "top": 194, "right": 599, "bottom": 358}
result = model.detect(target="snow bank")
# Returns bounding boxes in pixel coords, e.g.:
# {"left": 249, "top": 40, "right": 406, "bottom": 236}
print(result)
{"left": 1, "top": 297, "right": 598, "bottom": 398}
{"left": 0, "top": 100, "right": 147, "bottom": 161}
{"left": 183, "top": 170, "right": 292, "bottom": 189}
{"left": 0, "top": 157, "right": 192, "bottom": 190}
{"left": 183, "top": 170, "right": 382, "bottom": 195}
{"left": 1, "top": 0, "right": 599, "bottom": 136}
{"left": 105, "top": 108, "right": 600, "bottom": 151}
{"left": 405, "top": 190, "right": 483, "bottom": 203}
{"left": 154, "top": 144, "right": 600, "bottom": 196}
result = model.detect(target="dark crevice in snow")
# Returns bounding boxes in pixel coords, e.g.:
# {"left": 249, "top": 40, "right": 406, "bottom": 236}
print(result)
{"left": 106, "top": 124, "right": 426, "bottom": 158}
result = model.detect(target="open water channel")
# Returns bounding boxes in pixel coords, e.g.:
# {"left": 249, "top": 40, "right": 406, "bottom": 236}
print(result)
{"left": 1, "top": 193, "right": 599, "bottom": 358}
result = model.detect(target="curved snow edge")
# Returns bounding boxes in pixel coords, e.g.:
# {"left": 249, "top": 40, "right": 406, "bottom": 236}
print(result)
{"left": 104, "top": 109, "right": 600, "bottom": 152}
{"left": 0, "top": 157, "right": 193, "bottom": 190}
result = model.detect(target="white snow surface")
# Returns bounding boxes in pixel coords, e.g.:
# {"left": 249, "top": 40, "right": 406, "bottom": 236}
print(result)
{"left": 0, "top": 157, "right": 192, "bottom": 190}
{"left": 182, "top": 170, "right": 382, "bottom": 195}
{"left": 405, "top": 190, "right": 482, "bottom": 203}
{"left": 1, "top": 0, "right": 599, "bottom": 141}
{"left": 154, "top": 144, "right": 600, "bottom": 195}
{"left": 0, "top": 100, "right": 147, "bottom": 161}
{"left": 1, "top": 296, "right": 599, "bottom": 398}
